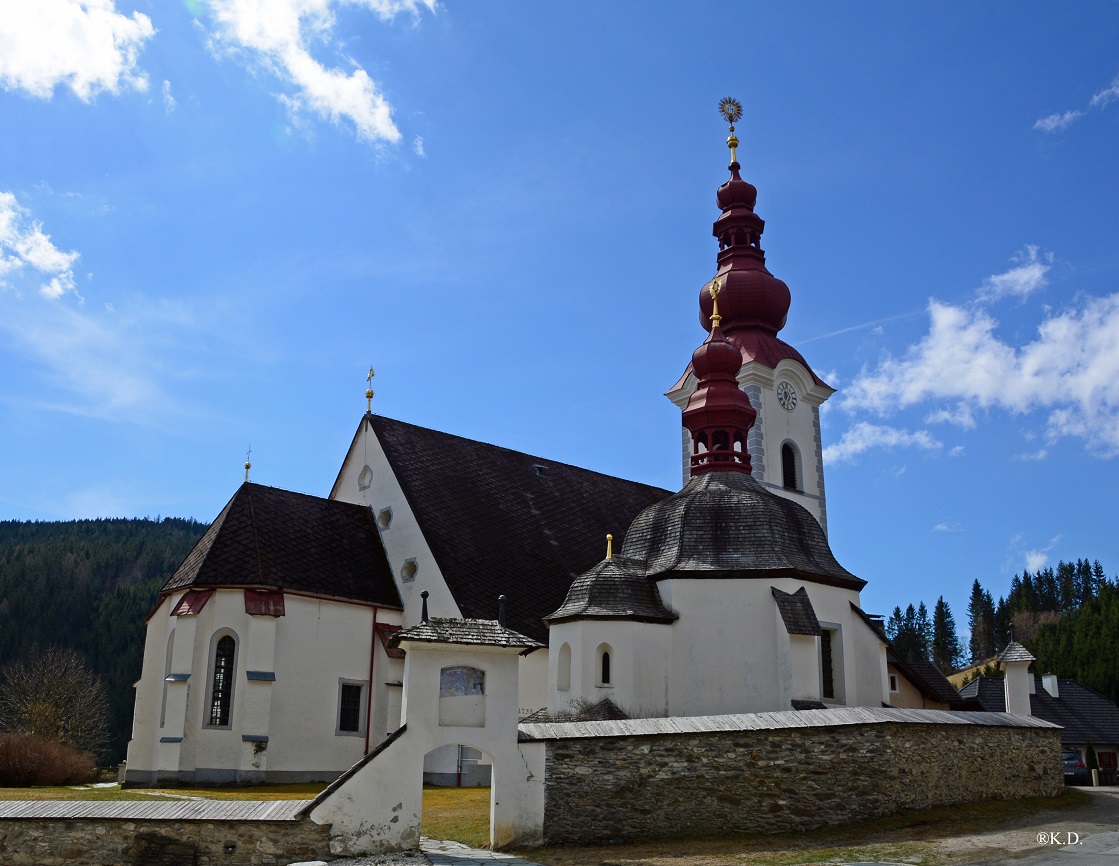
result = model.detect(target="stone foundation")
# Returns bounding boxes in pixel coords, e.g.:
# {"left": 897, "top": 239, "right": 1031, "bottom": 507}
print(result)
{"left": 534, "top": 712, "right": 1063, "bottom": 844}
{"left": 0, "top": 818, "right": 331, "bottom": 866}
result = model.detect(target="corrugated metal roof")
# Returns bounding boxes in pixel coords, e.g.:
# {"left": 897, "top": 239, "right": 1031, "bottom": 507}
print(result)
{"left": 518, "top": 706, "right": 1061, "bottom": 741}
{"left": 0, "top": 800, "right": 312, "bottom": 821}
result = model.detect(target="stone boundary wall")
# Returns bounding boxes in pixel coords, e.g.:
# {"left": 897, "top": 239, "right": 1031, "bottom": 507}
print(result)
{"left": 0, "top": 818, "right": 331, "bottom": 866}
{"left": 536, "top": 716, "right": 1063, "bottom": 844}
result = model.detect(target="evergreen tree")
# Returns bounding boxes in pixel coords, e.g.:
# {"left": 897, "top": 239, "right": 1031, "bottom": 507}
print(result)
{"left": 931, "top": 596, "right": 962, "bottom": 673}
{"left": 968, "top": 579, "right": 995, "bottom": 662}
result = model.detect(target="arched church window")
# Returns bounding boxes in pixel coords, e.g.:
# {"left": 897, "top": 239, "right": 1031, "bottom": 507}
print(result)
{"left": 596, "top": 644, "right": 613, "bottom": 687}
{"left": 782, "top": 442, "right": 800, "bottom": 491}
{"left": 160, "top": 629, "right": 174, "bottom": 728}
{"left": 207, "top": 633, "right": 237, "bottom": 728}
{"left": 557, "top": 642, "right": 571, "bottom": 692}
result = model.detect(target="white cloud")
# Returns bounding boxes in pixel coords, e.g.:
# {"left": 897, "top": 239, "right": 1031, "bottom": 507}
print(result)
{"left": 1089, "top": 74, "right": 1119, "bottom": 109}
{"left": 926, "top": 403, "right": 975, "bottom": 429}
{"left": 0, "top": 191, "right": 80, "bottom": 299}
{"left": 1033, "top": 110, "right": 1084, "bottom": 133}
{"left": 162, "top": 79, "right": 176, "bottom": 112}
{"left": 977, "top": 245, "right": 1050, "bottom": 303}
{"left": 933, "top": 522, "right": 961, "bottom": 532}
{"left": 201, "top": 0, "right": 435, "bottom": 145}
{"left": 1035, "top": 71, "right": 1119, "bottom": 131}
{"left": 412, "top": 134, "right": 425, "bottom": 157}
{"left": 1024, "top": 549, "right": 1049, "bottom": 572}
{"left": 0, "top": 0, "right": 154, "bottom": 101}
{"left": 948, "top": 445, "right": 965, "bottom": 457}
{"left": 841, "top": 249, "right": 1119, "bottom": 455}
{"left": 822, "top": 422, "right": 941, "bottom": 465}
{"left": 1012, "top": 449, "right": 1048, "bottom": 462}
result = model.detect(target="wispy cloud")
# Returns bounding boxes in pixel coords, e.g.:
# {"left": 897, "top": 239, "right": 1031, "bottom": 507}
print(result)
{"left": 1034, "top": 110, "right": 1083, "bottom": 133}
{"left": 201, "top": 0, "right": 436, "bottom": 145}
{"left": 0, "top": 0, "right": 154, "bottom": 101}
{"left": 412, "top": 134, "right": 426, "bottom": 157}
{"left": 1012, "top": 449, "right": 1048, "bottom": 462}
{"left": 1035, "top": 72, "right": 1119, "bottom": 132}
{"left": 976, "top": 245, "right": 1050, "bottom": 303}
{"left": 822, "top": 422, "right": 941, "bottom": 465}
{"left": 0, "top": 191, "right": 80, "bottom": 299}
{"left": 162, "top": 79, "right": 176, "bottom": 113}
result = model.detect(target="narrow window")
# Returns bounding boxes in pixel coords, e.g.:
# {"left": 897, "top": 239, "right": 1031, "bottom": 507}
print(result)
{"left": 339, "top": 683, "right": 363, "bottom": 733}
{"left": 557, "top": 642, "right": 571, "bottom": 692}
{"left": 208, "top": 635, "right": 236, "bottom": 727}
{"left": 821, "top": 630, "right": 834, "bottom": 700}
{"left": 601, "top": 651, "right": 611, "bottom": 685}
{"left": 782, "top": 443, "right": 799, "bottom": 491}
{"left": 888, "top": 673, "right": 899, "bottom": 693}
{"left": 160, "top": 630, "right": 175, "bottom": 728}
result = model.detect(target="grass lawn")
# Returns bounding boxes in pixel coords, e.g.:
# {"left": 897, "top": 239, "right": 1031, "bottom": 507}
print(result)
{"left": 423, "top": 784, "right": 491, "bottom": 848}
{"left": 0, "top": 782, "right": 326, "bottom": 801}
{"left": 512, "top": 789, "right": 1095, "bottom": 866}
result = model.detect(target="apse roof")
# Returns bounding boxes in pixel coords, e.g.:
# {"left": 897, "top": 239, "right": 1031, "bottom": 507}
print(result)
{"left": 544, "top": 557, "right": 678, "bottom": 624}
{"left": 161, "top": 482, "right": 401, "bottom": 607}
{"left": 363, "top": 414, "right": 672, "bottom": 642}
{"left": 621, "top": 470, "right": 864, "bottom": 590}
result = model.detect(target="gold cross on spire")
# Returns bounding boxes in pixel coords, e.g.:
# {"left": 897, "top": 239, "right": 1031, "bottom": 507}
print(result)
{"left": 708, "top": 277, "right": 723, "bottom": 328}
{"left": 365, "top": 365, "right": 375, "bottom": 413}
{"left": 244, "top": 446, "right": 252, "bottom": 483}
{"left": 719, "top": 97, "right": 742, "bottom": 163}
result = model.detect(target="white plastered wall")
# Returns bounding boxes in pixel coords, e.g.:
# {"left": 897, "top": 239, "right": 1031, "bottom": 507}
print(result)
{"left": 125, "top": 588, "right": 404, "bottom": 783}
{"left": 650, "top": 577, "right": 884, "bottom": 717}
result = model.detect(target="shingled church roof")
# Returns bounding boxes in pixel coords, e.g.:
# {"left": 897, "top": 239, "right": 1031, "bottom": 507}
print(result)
{"left": 161, "top": 482, "right": 401, "bottom": 607}
{"left": 620, "top": 470, "right": 864, "bottom": 589}
{"left": 362, "top": 414, "right": 672, "bottom": 642}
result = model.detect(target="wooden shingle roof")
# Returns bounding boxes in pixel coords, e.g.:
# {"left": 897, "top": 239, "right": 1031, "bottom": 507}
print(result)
{"left": 365, "top": 415, "right": 671, "bottom": 642}
{"left": 161, "top": 483, "right": 400, "bottom": 607}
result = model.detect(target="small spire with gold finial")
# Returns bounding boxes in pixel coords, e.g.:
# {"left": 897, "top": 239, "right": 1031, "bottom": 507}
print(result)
{"left": 708, "top": 277, "right": 723, "bottom": 328}
{"left": 365, "top": 365, "right": 375, "bottom": 413}
{"left": 244, "top": 446, "right": 252, "bottom": 483}
{"left": 606, "top": 533, "right": 613, "bottom": 560}
{"left": 718, "top": 97, "right": 743, "bottom": 164}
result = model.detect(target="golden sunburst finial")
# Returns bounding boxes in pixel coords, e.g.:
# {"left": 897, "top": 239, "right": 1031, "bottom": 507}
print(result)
{"left": 606, "top": 533, "right": 613, "bottom": 560}
{"left": 708, "top": 278, "right": 723, "bottom": 328}
{"left": 365, "top": 365, "right": 375, "bottom": 413}
{"left": 718, "top": 97, "right": 743, "bottom": 163}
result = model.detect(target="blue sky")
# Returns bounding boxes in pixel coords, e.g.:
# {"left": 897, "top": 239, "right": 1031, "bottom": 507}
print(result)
{"left": 2, "top": 1, "right": 1118, "bottom": 628}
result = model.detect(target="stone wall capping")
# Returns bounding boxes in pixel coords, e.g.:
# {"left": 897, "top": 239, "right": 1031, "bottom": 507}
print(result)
{"left": 519, "top": 706, "right": 1061, "bottom": 741}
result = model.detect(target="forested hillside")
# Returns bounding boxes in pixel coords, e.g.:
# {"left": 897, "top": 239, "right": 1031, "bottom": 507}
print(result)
{"left": 0, "top": 518, "right": 207, "bottom": 764}
{"left": 888, "top": 558, "right": 1119, "bottom": 705}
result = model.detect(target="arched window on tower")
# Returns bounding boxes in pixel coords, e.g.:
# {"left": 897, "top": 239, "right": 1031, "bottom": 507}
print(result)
{"left": 596, "top": 643, "right": 613, "bottom": 687}
{"left": 782, "top": 442, "right": 800, "bottom": 491}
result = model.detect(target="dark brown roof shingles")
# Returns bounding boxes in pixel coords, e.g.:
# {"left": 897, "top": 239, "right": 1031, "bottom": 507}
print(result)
{"left": 161, "top": 483, "right": 400, "bottom": 607}
{"left": 367, "top": 415, "right": 670, "bottom": 641}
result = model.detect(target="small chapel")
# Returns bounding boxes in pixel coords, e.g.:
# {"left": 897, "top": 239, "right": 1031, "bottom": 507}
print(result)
{"left": 123, "top": 104, "right": 956, "bottom": 788}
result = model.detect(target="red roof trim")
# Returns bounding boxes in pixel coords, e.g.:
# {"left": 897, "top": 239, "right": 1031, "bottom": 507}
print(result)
{"left": 375, "top": 623, "right": 406, "bottom": 660}
{"left": 170, "top": 588, "right": 214, "bottom": 617}
{"left": 244, "top": 588, "right": 286, "bottom": 617}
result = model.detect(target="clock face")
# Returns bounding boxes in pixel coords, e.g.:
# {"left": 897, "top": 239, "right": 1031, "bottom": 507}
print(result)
{"left": 777, "top": 381, "right": 798, "bottom": 411}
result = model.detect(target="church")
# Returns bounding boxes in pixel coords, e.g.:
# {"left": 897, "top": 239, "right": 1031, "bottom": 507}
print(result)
{"left": 123, "top": 105, "right": 955, "bottom": 787}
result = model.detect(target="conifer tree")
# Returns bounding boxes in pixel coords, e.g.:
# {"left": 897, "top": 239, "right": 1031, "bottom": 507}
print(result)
{"left": 931, "top": 596, "right": 962, "bottom": 673}
{"left": 968, "top": 579, "right": 995, "bottom": 662}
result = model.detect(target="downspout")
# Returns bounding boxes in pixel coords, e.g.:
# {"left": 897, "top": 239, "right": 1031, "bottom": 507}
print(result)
{"left": 365, "top": 606, "right": 378, "bottom": 754}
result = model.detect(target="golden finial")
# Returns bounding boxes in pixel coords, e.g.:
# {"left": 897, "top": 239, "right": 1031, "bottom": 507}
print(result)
{"left": 244, "top": 446, "right": 252, "bottom": 483}
{"left": 719, "top": 97, "right": 743, "bottom": 163}
{"left": 365, "top": 365, "right": 375, "bottom": 413}
{"left": 606, "top": 533, "right": 613, "bottom": 560}
{"left": 708, "top": 278, "right": 723, "bottom": 328}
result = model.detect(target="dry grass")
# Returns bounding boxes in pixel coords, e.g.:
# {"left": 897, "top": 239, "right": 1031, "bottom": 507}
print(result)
{"left": 512, "top": 790, "right": 1097, "bottom": 866}
{"left": 423, "top": 784, "right": 491, "bottom": 848}
{"left": 0, "top": 782, "right": 326, "bottom": 801}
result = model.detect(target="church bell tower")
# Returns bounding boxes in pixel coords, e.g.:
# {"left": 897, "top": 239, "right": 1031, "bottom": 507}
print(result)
{"left": 667, "top": 99, "right": 834, "bottom": 534}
